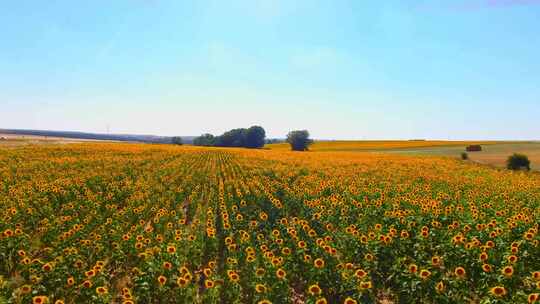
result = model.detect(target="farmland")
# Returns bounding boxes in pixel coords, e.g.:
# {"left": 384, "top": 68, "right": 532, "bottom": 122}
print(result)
{"left": 265, "top": 140, "right": 505, "bottom": 152}
{"left": 1, "top": 143, "right": 539, "bottom": 304}
{"left": 267, "top": 141, "right": 540, "bottom": 171}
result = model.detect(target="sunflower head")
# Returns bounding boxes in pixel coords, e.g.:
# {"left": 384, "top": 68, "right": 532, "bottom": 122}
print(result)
{"left": 308, "top": 284, "right": 322, "bottom": 296}
{"left": 490, "top": 286, "right": 507, "bottom": 298}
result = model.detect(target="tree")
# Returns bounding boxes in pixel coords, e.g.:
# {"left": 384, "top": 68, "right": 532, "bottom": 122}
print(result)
{"left": 245, "top": 126, "right": 266, "bottom": 148}
{"left": 193, "top": 133, "right": 216, "bottom": 146}
{"left": 171, "top": 137, "right": 183, "bottom": 145}
{"left": 193, "top": 126, "right": 267, "bottom": 149}
{"left": 507, "top": 153, "right": 531, "bottom": 171}
{"left": 286, "top": 130, "right": 313, "bottom": 151}
{"left": 217, "top": 128, "right": 247, "bottom": 147}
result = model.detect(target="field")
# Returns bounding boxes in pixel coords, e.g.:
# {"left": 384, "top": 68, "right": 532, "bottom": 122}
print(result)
{"left": 1, "top": 143, "right": 540, "bottom": 304}
{"left": 265, "top": 140, "right": 505, "bottom": 152}
{"left": 0, "top": 134, "right": 108, "bottom": 147}
{"left": 268, "top": 141, "right": 540, "bottom": 171}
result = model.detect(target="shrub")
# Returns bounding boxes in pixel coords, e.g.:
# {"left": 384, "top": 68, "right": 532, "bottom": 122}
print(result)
{"left": 507, "top": 153, "right": 531, "bottom": 171}
{"left": 171, "top": 137, "right": 183, "bottom": 145}
{"left": 461, "top": 152, "right": 468, "bottom": 160}
{"left": 466, "top": 145, "right": 482, "bottom": 152}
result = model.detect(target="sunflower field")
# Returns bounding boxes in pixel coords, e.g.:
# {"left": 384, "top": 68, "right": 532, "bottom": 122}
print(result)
{"left": 0, "top": 143, "right": 539, "bottom": 304}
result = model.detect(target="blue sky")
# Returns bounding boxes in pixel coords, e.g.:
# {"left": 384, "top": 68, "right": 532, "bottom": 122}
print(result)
{"left": 1, "top": 0, "right": 539, "bottom": 139}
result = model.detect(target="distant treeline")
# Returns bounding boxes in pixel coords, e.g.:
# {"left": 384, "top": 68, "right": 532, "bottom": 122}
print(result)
{"left": 266, "top": 138, "right": 285, "bottom": 144}
{"left": 0, "top": 129, "right": 195, "bottom": 144}
{"left": 193, "top": 126, "right": 266, "bottom": 148}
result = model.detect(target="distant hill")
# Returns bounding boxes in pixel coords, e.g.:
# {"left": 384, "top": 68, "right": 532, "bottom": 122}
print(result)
{"left": 0, "top": 129, "right": 196, "bottom": 144}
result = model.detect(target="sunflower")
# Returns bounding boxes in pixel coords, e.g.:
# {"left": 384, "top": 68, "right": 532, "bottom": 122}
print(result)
{"left": 32, "top": 296, "right": 49, "bottom": 304}
{"left": 454, "top": 267, "right": 466, "bottom": 279}
{"left": 308, "top": 284, "right": 322, "bottom": 295}
{"left": 528, "top": 293, "right": 539, "bottom": 303}
{"left": 276, "top": 268, "right": 287, "bottom": 279}
{"left": 420, "top": 269, "right": 431, "bottom": 280}
{"left": 157, "top": 275, "right": 167, "bottom": 286}
{"left": 54, "top": 300, "right": 65, "bottom": 304}
{"left": 479, "top": 252, "right": 488, "bottom": 262}
{"left": 82, "top": 280, "right": 92, "bottom": 288}
{"left": 204, "top": 280, "right": 215, "bottom": 288}
{"left": 507, "top": 255, "right": 518, "bottom": 264}
{"left": 359, "top": 281, "right": 372, "bottom": 289}
{"left": 315, "top": 298, "right": 328, "bottom": 304}
{"left": 431, "top": 256, "right": 441, "bottom": 267}
{"left": 177, "top": 277, "right": 188, "bottom": 288}
{"left": 502, "top": 266, "right": 514, "bottom": 278}
{"left": 258, "top": 299, "right": 271, "bottom": 304}
{"left": 408, "top": 264, "right": 418, "bottom": 274}
{"left": 255, "top": 284, "right": 267, "bottom": 293}
{"left": 490, "top": 286, "right": 507, "bottom": 297}
{"left": 314, "top": 258, "right": 325, "bottom": 268}
{"left": 96, "top": 286, "right": 108, "bottom": 295}
{"left": 228, "top": 271, "right": 240, "bottom": 283}
{"left": 344, "top": 297, "right": 357, "bottom": 304}
{"left": 255, "top": 268, "right": 265, "bottom": 277}
{"left": 436, "top": 281, "right": 445, "bottom": 293}
{"left": 163, "top": 262, "right": 172, "bottom": 270}
{"left": 85, "top": 270, "right": 95, "bottom": 278}
{"left": 482, "top": 264, "right": 492, "bottom": 273}
{"left": 355, "top": 269, "right": 368, "bottom": 279}
{"left": 533, "top": 271, "right": 540, "bottom": 281}
{"left": 20, "top": 285, "right": 32, "bottom": 294}
{"left": 364, "top": 253, "right": 374, "bottom": 261}
{"left": 167, "top": 245, "right": 176, "bottom": 254}
{"left": 3, "top": 229, "right": 13, "bottom": 237}
{"left": 42, "top": 263, "right": 53, "bottom": 272}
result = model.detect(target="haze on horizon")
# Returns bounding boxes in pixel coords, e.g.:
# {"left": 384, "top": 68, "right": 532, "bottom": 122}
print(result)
{"left": 1, "top": 0, "right": 539, "bottom": 140}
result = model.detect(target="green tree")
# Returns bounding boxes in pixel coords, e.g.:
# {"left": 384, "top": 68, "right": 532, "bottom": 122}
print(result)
{"left": 507, "top": 153, "right": 531, "bottom": 171}
{"left": 245, "top": 126, "right": 266, "bottom": 148}
{"left": 217, "top": 128, "right": 247, "bottom": 147}
{"left": 171, "top": 137, "right": 183, "bottom": 145}
{"left": 286, "top": 130, "right": 313, "bottom": 151}
{"left": 193, "top": 133, "right": 216, "bottom": 146}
